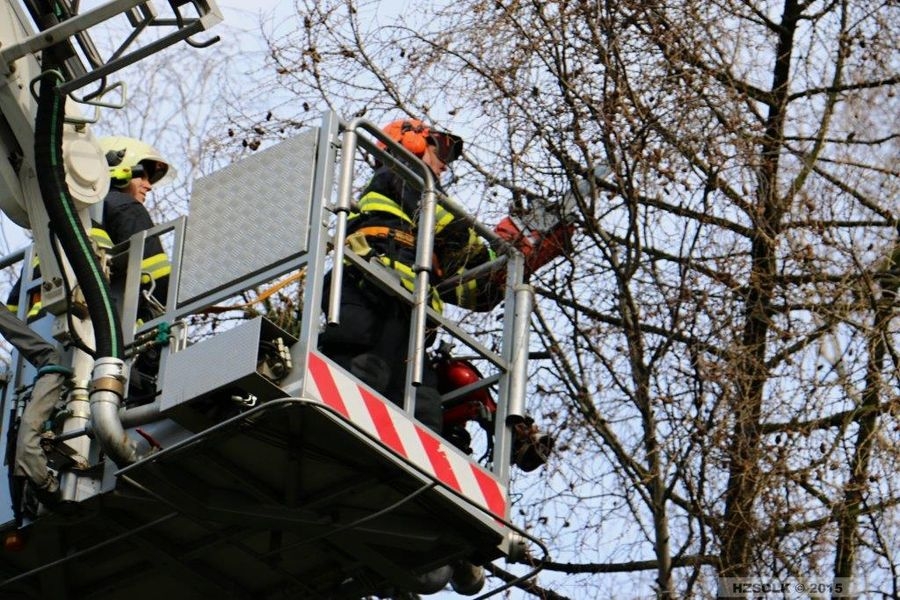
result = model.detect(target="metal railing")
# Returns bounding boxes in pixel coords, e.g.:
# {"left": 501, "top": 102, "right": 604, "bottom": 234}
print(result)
{"left": 0, "top": 111, "right": 533, "bottom": 486}
{"left": 327, "top": 118, "right": 533, "bottom": 481}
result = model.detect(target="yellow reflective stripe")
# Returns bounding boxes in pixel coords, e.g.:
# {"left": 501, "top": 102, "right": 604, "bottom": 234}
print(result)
{"left": 434, "top": 204, "right": 454, "bottom": 233}
{"left": 90, "top": 227, "right": 113, "bottom": 250}
{"left": 358, "top": 192, "right": 457, "bottom": 234}
{"left": 358, "top": 191, "right": 413, "bottom": 223}
{"left": 140, "top": 253, "right": 171, "bottom": 281}
{"left": 9, "top": 292, "right": 42, "bottom": 317}
{"left": 376, "top": 256, "right": 444, "bottom": 313}
{"left": 451, "top": 233, "right": 482, "bottom": 308}
{"left": 26, "top": 228, "right": 111, "bottom": 271}
{"left": 6, "top": 303, "right": 43, "bottom": 319}
{"left": 26, "top": 301, "right": 42, "bottom": 319}
{"left": 461, "top": 228, "right": 486, "bottom": 257}
{"left": 379, "top": 257, "right": 417, "bottom": 289}
{"left": 455, "top": 278, "right": 479, "bottom": 309}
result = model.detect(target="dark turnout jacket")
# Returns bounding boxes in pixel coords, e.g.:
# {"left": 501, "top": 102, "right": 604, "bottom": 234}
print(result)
{"left": 347, "top": 166, "right": 502, "bottom": 312}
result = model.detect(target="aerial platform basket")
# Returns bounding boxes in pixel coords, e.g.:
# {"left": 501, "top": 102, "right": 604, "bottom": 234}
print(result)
{"left": 1, "top": 392, "right": 513, "bottom": 599}
{"left": 0, "top": 112, "right": 541, "bottom": 598}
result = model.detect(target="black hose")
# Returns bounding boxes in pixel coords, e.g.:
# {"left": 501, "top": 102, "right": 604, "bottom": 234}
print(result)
{"left": 47, "top": 227, "right": 98, "bottom": 357}
{"left": 34, "top": 65, "right": 123, "bottom": 359}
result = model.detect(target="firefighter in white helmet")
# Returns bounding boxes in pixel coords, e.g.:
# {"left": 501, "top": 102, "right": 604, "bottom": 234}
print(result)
{"left": 99, "top": 136, "right": 176, "bottom": 403}
{"left": 98, "top": 136, "right": 175, "bottom": 322}
{"left": 5, "top": 137, "right": 175, "bottom": 507}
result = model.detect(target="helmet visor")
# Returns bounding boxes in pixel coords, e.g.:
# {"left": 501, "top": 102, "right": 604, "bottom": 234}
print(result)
{"left": 132, "top": 160, "right": 169, "bottom": 185}
{"left": 429, "top": 131, "right": 463, "bottom": 164}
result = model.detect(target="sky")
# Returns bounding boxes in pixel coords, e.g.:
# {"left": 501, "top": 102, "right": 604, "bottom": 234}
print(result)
{"left": 217, "top": 0, "right": 297, "bottom": 28}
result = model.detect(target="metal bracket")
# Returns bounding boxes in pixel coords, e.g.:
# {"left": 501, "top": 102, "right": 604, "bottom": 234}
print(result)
{"left": 0, "top": 0, "right": 223, "bottom": 98}
{"left": 0, "top": 0, "right": 148, "bottom": 75}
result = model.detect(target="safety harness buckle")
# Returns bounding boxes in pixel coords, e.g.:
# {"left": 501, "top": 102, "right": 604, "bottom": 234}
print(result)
{"left": 346, "top": 231, "right": 374, "bottom": 257}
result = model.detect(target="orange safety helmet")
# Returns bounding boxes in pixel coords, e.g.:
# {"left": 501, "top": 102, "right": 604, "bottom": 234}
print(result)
{"left": 378, "top": 119, "right": 463, "bottom": 164}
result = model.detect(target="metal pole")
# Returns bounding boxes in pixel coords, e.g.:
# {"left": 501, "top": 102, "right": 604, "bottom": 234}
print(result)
{"left": 507, "top": 282, "right": 534, "bottom": 421}
{"left": 326, "top": 124, "right": 358, "bottom": 326}
{"left": 58, "top": 349, "right": 92, "bottom": 501}
{"left": 493, "top": 252, "right": 529, "bottom": 482}
{"left": 291, "top": 111, "right": 341, "bottom": 401}
{"left": 406, "top": 174, "right": 436, "bottom": 391}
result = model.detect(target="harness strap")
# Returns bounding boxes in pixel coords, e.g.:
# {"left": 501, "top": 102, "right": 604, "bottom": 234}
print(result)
{"left": 353, "top": 226, "right": 416, "bottom": 247}
{"left": 375, "top": 256, "right": 445, "bottom": 313}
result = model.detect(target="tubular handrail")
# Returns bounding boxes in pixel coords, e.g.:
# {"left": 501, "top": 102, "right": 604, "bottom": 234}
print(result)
{"left": 327, "top": 116, "right": 530, "bottom": 478}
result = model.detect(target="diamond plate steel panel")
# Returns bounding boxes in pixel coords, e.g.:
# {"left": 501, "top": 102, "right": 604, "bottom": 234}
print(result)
{"left": 178, "top": 130, "right": 318, "bottom": 304}
{"left": 160, "top": 317, "right": 265, "bottom": 412}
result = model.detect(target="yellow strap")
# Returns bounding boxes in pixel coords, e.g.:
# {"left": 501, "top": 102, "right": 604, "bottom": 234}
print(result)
{"left": 376, "top": 256, "right": 444, "bottom": 313}
{"left": 346, "top": 231, "right": 374, "bottom": 257}
{"left": 202, "top": 271, "right": 305, "bottom": 314}
{"left": 252, "top": 271, "right": 303, "bottom": 305}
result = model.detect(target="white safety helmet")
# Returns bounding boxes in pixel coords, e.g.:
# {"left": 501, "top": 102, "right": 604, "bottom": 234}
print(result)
{"left": 98, "top": 136, "right": 177, "bottom": 188}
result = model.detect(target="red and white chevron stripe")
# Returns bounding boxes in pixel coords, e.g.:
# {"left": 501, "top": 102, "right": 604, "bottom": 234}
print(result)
{"left": 306, "top": 351, "right": 508, "bottom": 520}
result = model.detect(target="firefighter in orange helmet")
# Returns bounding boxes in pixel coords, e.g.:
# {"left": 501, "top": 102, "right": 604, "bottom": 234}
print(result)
{"left": 319, "top": 118, "right": 570, "bottom": 595}
{"left": 320, "top": 117, "right": 571, "bottom": 428}
{"left": 320, "top": 119, "right": 468, "bottom": 434}
{"left": 362, "top": 119, "right": 572, "bottom": 310}
{"left": 320, "top": 118, "right": 486, "bottom": 597}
